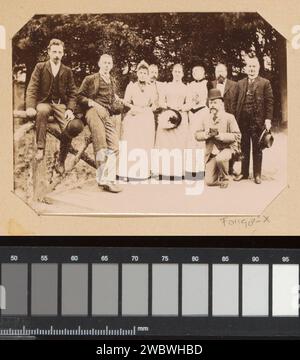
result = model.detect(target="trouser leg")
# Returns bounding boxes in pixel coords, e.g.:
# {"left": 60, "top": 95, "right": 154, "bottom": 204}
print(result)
{"left": 52, "top": 104, "right": 84, "bottom": 171}
{"left": 215, "top": 149, "right": 232, "bottom": 182}
{"left": 251, "top": 128, "right": 263, "bottom": 178}
{"left": 102, "top": 115, "right": 119, "bottom": 183}
{"left": 241, "top": 128, "right": 250, "bottom": 178}
{"left": 205, "top": 156, "right": 219, "bottom": 186}
{"left": 86, "top": 106, "right": 119, "bottom": 184}
{"left": 86, "top": 107, "right": 107, "bottom": 167}
{"left": 52, "top": 104, "right": 69, "bottom": 167}
{"left": 35, "top": 103, "right": 52, "bottom": 149}
{"left": 104, "top": 115, "right": 119, "bottom": 155}
{"left": 228, "top": 158, "right": 234, "bottom": 175}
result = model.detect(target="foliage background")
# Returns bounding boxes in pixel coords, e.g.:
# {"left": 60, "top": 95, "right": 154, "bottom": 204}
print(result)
{"left": 13, "top": 12, "right": 286, "bottom": 122}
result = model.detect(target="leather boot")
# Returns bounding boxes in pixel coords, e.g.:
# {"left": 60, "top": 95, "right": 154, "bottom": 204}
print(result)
{"left": 55, "top": 135, "right": 71, "bottom": 175}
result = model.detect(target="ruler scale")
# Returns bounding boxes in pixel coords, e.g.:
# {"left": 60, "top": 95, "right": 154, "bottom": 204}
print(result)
{"left": 0, "top": 247, "right": 299, "bottom": 337}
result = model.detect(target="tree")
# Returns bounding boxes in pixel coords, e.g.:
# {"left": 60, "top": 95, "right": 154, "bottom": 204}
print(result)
{"left": 13, "top": 12, "right": 286, "bottom": 122}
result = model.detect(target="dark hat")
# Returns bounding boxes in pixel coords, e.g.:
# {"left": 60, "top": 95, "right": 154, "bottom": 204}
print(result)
{"left": 208, "top": 88, "right": 223, "bottom": 101}
{"left": 259, "top": 129, "right": 274, "bottom": 150}
{"left": 157, "top": 108, "right": 182, "bottom": 130}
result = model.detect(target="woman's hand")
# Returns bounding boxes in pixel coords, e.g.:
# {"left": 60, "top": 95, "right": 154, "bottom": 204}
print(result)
{"left": 129, "top": 105, "right": 142, "bottom": 115}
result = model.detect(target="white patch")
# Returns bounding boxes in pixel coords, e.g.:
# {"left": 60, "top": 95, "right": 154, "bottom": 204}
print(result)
{"left": 0, "top": 25, "right": 5, "bottom": 50}
{"left": 292, "top": 25, "right": 300, "bottom": 50}
{"left": 0, "top": 285, "right": 6, "bottom": 310}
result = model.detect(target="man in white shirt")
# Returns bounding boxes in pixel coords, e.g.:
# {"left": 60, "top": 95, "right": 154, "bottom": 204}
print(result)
{"left": 26, "top": 39, "right": 83, "bottom": 174}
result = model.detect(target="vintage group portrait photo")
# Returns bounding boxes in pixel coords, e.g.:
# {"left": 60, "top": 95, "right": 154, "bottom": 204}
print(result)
{"left": 11, "top": 11, "right": 287, "bottom": 216}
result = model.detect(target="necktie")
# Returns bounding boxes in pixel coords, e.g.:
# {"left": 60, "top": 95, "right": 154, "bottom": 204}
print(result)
{"left": 100, "top": 73, "right": 110, "bottom": 84}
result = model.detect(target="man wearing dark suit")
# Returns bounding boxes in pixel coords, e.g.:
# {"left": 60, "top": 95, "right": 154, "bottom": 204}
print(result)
{"left": 233, "top": 56, "right": 273, "bottom": 184}
{"left": 211, "top": 63, "right": 238, "bottom": 115}
{"left": 211, "top": 63, "right": 238, "bottom": 176}
{"left": 26, "top": 39, "right": 83, "bottom": 174}
{"left": 78, "top": 54, "right": 123, "bottom": 193}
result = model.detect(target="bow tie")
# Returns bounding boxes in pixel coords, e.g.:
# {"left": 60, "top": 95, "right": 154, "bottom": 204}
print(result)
{"left": 195, "top": 79, "right": 205, "bottom": 83}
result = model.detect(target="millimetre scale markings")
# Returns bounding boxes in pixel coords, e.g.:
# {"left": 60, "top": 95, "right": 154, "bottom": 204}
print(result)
{"left": 0, "top": 325, "right": 137, "bottom": 336}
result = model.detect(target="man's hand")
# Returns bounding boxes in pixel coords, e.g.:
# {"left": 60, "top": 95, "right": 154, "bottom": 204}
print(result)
{"left": 115, "top": 94, "right": 124, "bottom": 104}
{"left": 129, "top": 105, "right": 142, "bottom": 116}
{"left": 204, "top": 130, "right": 213, "bottom": 140}
{"left": 88, "top": 99, "right": 104, "bottom": 113}
{"left": 88, "top": 99, "right": 97, "bottom": 108}
{"left": 265, "top": 119, "right": 272, "bottom": 131}
{"left": 26, "top": 108, "right": 37, "bottom": 118}
{"left": 214, "top": 133, "right": 225, "bottom": 142}
{"left": 65, "top": 109, "right": 75, "bottom": 121}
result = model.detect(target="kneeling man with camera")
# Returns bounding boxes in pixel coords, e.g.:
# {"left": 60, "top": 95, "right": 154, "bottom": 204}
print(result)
{"left": 195, "top": 89, "right": 241, "bottom": 188}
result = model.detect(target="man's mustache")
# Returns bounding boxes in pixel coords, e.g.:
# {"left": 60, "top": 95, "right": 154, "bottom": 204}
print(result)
{"left": 217, "top": 75, "right": 225, "bottom": 83}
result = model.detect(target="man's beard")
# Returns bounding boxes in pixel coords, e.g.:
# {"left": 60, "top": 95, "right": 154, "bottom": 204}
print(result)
{"left": 210, "top": 107, "right": 218, "bottom": 114}
{"left": 217, "top": 75, "right": 225, "bottom": 84}
{"left": 249, "top": 72, "right": 257, "bottom": 78}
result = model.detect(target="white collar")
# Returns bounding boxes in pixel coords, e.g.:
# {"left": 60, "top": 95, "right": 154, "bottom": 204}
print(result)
{"left": 248, "top": 76, "right": 258, "bottom": 82}
{"left": 99, "top": 70, "right": 110, "bottom": 77}
{"left": 50, "top": 60, "right": 61, "bottom": 68}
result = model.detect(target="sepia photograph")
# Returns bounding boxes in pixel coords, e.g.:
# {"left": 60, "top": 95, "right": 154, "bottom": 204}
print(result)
{"left": 12, "top": 12, "right": 287, "bottom": 215}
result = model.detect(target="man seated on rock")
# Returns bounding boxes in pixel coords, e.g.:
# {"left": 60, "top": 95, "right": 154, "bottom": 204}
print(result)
{"left": 26, "top": 39, "right": 83, "bottom": 174}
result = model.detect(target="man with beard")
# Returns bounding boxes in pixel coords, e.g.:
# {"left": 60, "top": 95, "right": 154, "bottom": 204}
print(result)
{"left": 211, "top": 63, "right": 237, "bottom": 115}
{"left": 26, "top": 39, "right": 83, "bottom": 174}
{"left": 195, "top": 88, "right": 241, "bottom": 188}
{"left": 233, "top": 56, "right": 273, "bottom": 184}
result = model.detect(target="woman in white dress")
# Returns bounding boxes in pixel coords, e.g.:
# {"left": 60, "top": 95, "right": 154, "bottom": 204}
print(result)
{"left": 120, "top": 61, "right": 156, "bottom": 181}
{"left": 187, "top": 65, "right": 209, "bottom": 128}
{"left": 186, "top": 65, "right": 209, "bottom": 177}
{"left": 154, "top": 63, "right": 190, "bottom": 179}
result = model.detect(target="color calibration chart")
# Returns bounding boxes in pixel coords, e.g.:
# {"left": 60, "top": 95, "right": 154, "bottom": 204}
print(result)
{"left": 0, "top": 247, "right": 300, "bottom": 337}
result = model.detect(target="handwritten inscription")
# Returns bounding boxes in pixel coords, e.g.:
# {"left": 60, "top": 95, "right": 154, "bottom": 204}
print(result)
{"left": 220, "top": 216, "right": 270, "bottom": 228}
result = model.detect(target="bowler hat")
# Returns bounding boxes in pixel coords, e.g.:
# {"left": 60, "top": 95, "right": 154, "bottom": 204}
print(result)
{"left": 208, "top": 88, "right": 223, "bottom": 101}
{"left": 259, "top": 129, "right": 274, "bottom": 150}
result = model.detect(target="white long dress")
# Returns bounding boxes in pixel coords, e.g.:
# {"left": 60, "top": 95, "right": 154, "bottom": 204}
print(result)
{"left": 154, "top": 81, "right": 189, "bottom": 178}
{"left": 185, "top": 80, "right": 208, "bottom": 176}
{"left": 187, "top": 79, "right": 209, "bottom": 144}
{"left": 119, "top": 81, "right": 156, "bottom": 180}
